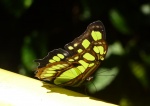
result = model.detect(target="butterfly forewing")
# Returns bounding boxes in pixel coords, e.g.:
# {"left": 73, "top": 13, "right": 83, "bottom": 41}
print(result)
{"left": 35, "top": 20, "right": 107, "bottom": 87}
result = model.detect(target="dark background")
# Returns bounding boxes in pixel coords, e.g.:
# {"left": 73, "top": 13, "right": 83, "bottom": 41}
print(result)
{"left": 0, "top": 0, "right": 150, "bottom": 105}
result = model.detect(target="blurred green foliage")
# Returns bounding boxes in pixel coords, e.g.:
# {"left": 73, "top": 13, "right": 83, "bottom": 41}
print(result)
{"left": 109, "top": 9, "right": 131, "bottom": 35}
{"left": 0, "top": 0, "right": 149, "bottom": 105}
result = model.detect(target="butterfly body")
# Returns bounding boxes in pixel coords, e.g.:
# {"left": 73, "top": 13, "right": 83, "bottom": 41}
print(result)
{"left": 35, "top": 21, "right": 107, "bottom": 87}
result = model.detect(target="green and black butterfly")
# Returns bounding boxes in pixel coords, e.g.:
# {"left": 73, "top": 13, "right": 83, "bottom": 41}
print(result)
{"left": 35, "top": 21, "right": 108, "bottom": 87}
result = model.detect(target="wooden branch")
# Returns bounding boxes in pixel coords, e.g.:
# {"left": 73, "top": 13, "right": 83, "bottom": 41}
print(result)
{"left": 0, "top": 68, "right": 118, "bottom": 106}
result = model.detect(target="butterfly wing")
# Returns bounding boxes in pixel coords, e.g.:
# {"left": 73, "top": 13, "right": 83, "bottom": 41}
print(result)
{"left": 35, "top": 48, "right": 70, "bottom": 80}
{"left": 61, "top": 21, "right": 107, "bottom": 86}
{"left": 35, "top": 20, "right": 107, "bottom": 87}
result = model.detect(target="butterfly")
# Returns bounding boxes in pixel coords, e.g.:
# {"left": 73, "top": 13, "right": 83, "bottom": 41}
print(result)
{"left": 35, "top": 21, "right": 108, "bottom": 87}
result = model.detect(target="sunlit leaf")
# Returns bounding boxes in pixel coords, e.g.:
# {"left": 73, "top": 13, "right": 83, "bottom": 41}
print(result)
{"left": 140, "top": 4, "right": 150, "bottom": 15}
{"left": 87, "top": 67, "right": 119, "bottom": 93}
{"left": 106, "top": 41, "right": 124, "bottom": 58}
